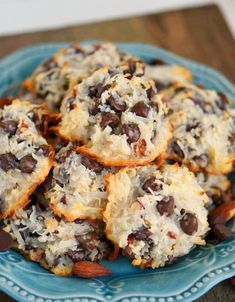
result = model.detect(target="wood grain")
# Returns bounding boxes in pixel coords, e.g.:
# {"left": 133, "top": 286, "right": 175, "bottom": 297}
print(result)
{"left": 0, "top": 4, "right": 234, "bottom": 302}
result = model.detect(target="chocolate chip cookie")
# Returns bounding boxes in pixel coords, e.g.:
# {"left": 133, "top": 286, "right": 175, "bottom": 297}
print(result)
{"left": 162, "top": 83, "right": 235, "bottom": 173}
{"left": 104, "top": 164, "right": 209, "bottom": 268}
{"left": 0, "top": 99, "right": 54, "bottom": 218}
{"left": 21, "top": 43, "right": 132, "bottom": 111}
{"left": 44, "top": 144, "right": 114, "bottom": 221}
{"left": 56, "top": 63, "right": 172, "bottom": 166}
{"left": 3, "top": 202, "right": 110, "bottom": 276}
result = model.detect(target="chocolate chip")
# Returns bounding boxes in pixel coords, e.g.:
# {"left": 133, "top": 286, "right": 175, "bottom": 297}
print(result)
{"left": 76, "top": 231, "right": 99, "bottom": 251}
{"left": 0, "top": 120, "right": 18, "bottom": 135}
{"left": 81, "top": 156, "right": 103, "bottom": 173}
{"left": 212, "top": 224, "right": 233, "bottom": 241}
{"left": 42, "top": 58, "right": 58, "bottom": 71}
{"left": 190, "top": 95, "right": 206, "bottom": 111}
{"left": 0, "top": 230, "right": 13, "bottom": 252}
{"left": 123, "top": 60, "right": 136, "bottom": 78}
{"left": 132, "top": 226, "right": 152, "bottom": 241}
{"left": 193, "top": 154, "right": 208, "bottom": 168}
{"left": 37, "top": 145, "right": 50, "bottom": 156}
{"left": 142, "top": 177, "right": 162, "bottom": 193}
{"left": 154, "top": 81, "right": 169, "bottom": 92}
{"left": 216, "top": 92, "right": 229, "bottom": 111}
{"left": 100, "top": 112, "right": 120, "bottom": 129}
{"left": 60, "top": 195, "right": 67, "bottom": 205}
{"left": 131, "top": 101, "right": 150, "bottom": 118}
{"left": 88, "top": 84, "right": 111, "bottom": 99}
{"left": 146, "top": 86, "right": 155, "bottom": 100}
{"left": 186, "top": 122, "right": 200, "bottom": 132}
{"left": 150, "top": 58, "right": 166, "bottom": 66}
{"left": 19, "top": 155, "right": 37, "bottom": 173}
{"left": 165, "top": 256, "right": 178, "bottom": 266}
{"left": 67, "top": 249, "right": 86, "bottom": 262}
{"left": 170, "top": 141, "right": 184, "bottom": 158}
{"left": 156, "top": 196, "right": 174, "bottom": 216}
{"left": 89, "top": 99, "right": 101, "bottom": 115}
{"left": 0, "top": 153, "right": 18, "bottom": 171}
{"left": 180, "top": 213, "right": 198, "bottom": 235}
{"left": 107, "top": 95, "right": 126, "bottom": 112}
{"left": 121, "top": 123, "right": 140, "bottom": 144}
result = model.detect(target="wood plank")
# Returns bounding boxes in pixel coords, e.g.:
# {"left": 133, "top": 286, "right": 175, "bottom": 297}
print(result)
{"left": 0, "top": 4, "right": 234, "bottom": 302}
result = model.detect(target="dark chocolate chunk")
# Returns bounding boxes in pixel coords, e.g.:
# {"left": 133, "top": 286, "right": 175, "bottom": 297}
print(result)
{"left": 100, "top": 112, "right": 120, "bottom": 129}
{"left": 0, "top": 153, "right": 18, "bottom": 171}
{"left": 156, "top": 196, "right": 174, "bottom": 216}
{"left": 142, "top": 177, "right": 162, "bottom": 193}
{"left": 121, "top": 123, "right": 140, "bottom": 144}
{"left": 107, "top": 95, "right": 126, "bottom": 112}
{"left": 88, "top": 84, "right": 111, "bottom": 99}
{"left": 180, "top": 213, "right": 198, "bottom": 235}
{"left": 170, "top": 141, "right": 184, "bottom": 158}
{"left": 149, "top": 58, "right": 166, "bottom": 66}
{"left": 89, "top": 99, "right": 101, "bottom": 115}
{"left": 132, "top": 226, "right": 152, "bottom": 241}
{"left": 37, "top": 145, "right": 50, "bottom": 156}
{"left": 0, "top": 120, "right": 18, "bottom": 135}
{"left": 67, "top": 249, "right": 86, "bottom": 262}
{"left": 19, "top": 155, "right": 37, "bottom": 173}
{"left": 131, "top": 101, "right": 150, "bottom": 118}
{"left": 146, "top": 86, "right": 155, "bottom": 100}
{"left": 193, "top": 154, "right": 209, "bottom": 168}
{"left": 60, "top": 195, "right": 67, "bottom": 205}
{"left": 76, "top": 231, "right": 99, "bottom": 251}
{"left": 81, "top": 156, "right": 103, "bottom": 173}
{"left": 216, "top": 92, "right": 229, "bottom": 111}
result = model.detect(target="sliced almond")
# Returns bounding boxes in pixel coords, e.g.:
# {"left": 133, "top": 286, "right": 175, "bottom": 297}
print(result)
{"left": 209, "top": 202, "right": 235, "bottom": 222}
{"left": 73, "top": 261, "right": 112, "bottom": 278}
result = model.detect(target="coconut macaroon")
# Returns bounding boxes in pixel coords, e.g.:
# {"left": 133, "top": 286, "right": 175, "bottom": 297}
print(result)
{"left": 162, "top": 83, "right": 235, "bottom": 174}
{"left": 0, "top": 99, "right": 54, "bottom": 219}
{"left": 103, "top": 164, "right": 209, "bottom": 269}
{"left": 56, "top": 63, "right": 172, "bottom": 166}
{"left": 196, "top": 172, "right": 232, "bottom": 209}
{"left": 44, "top": 145, "right": 114, "bottom": 221}
{"left": 145, "top": 58, "right": 192, "bottom": 91}
{"left": 21, "top": 42, "right": 132, "bottom": 111}
{"left": 3, "top": 203, "right": 110, "bottom": 276}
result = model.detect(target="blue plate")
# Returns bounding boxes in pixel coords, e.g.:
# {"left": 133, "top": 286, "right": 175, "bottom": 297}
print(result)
{"left": 0, "top": 42, "right": 234, "bottom": 302}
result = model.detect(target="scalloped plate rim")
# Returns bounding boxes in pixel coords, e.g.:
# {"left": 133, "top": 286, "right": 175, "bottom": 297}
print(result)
{"left": 0, "top": 41, "right": 234, "bottom": 302}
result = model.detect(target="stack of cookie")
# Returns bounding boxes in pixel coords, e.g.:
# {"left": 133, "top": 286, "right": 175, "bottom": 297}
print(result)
{"left": 1, "top": 43, "right": 234, "bottom": 277}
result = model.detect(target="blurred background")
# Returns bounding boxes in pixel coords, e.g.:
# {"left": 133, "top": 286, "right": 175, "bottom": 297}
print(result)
{"left": 0, "top": 0, "right": 234, "bottom": 37}
{"left": 0, "top": 0, "right": 234, "bottom": 83}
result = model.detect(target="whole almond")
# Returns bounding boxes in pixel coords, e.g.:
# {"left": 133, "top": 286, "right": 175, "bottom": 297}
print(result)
{"left": 230, "top": 277, "right": 235, "bottom": 286}
{"left": 73, "top": 261, "right": 112, "bottom": 278}
{"left": 209, "top": 202, "right": 235, "bottom": 222}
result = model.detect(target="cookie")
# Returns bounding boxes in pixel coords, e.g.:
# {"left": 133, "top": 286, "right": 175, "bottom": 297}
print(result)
{"left": 44, "top": 144, "right": 114, "bottom": 221}
{"left": 146, "top": 58, "right": 192, "bottom": 91}
{"left": 162, "top": 83, "right": 235, "bottom": 173}
{"left": 56, "top": 63, "right": 172, "bottom": 166}
{"left": 21, "top": 43, "right": 132, "bottom": 111}
{"left": 196, "top": 172, "right": 231, "bottom": 209}
{"left": 3, "top": 202, "right": 110, "bottom": 276}
{"left": 103, "top": 164, "right": 209, "bottom": 269}
{"left": 0, "top": 99, "right": 54, "bottom": 218}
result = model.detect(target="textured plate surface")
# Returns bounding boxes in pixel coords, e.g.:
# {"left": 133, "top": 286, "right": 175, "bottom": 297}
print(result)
{"left": 0, "top": 42, "right": 234, "bottom": 302}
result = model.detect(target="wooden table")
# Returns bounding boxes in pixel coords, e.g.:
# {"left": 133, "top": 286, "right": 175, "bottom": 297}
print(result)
{"left": 0, "top": 4, "right": 234, "bottom": 302}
